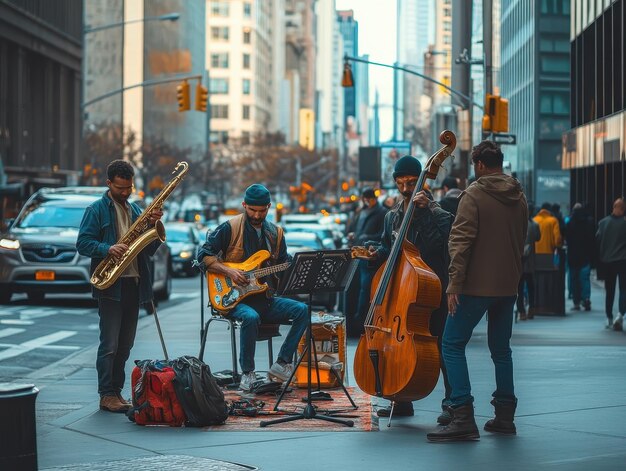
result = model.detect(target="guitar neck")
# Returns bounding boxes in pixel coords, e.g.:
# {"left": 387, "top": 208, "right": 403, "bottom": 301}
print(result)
{"left": 250, "top": 262, "right": 290, "bottom": 278}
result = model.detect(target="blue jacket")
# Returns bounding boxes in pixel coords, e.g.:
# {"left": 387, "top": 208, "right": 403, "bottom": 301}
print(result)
{"left": 76, "top": 190, "right": 160, "bottom": 303}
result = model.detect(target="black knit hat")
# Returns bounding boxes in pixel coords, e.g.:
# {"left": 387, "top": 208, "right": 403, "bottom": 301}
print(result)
{"left": 392, "top": 155, "right": 422, "bottom": 179}
{"left": 244, "top": 184, "right": 271, "bottom": 206}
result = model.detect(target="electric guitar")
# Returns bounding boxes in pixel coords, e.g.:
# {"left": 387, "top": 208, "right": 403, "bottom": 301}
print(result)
{"left": 207, "top": 249, "right": 290, "bottom": 313}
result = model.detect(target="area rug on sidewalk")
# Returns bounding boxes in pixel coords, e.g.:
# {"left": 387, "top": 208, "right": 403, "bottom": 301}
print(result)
{"left": 206, "top": 386, "right": 378, "bottom": 432}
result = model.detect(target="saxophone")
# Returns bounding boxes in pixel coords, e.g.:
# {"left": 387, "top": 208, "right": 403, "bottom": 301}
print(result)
{"left": 90, "top": 161, "right": 189, "bottom": 290}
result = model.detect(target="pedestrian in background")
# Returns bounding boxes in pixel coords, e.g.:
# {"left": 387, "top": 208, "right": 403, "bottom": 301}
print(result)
{"left": 518, "top": 202, "right": 541, "bottom": 320}
{"left": 565, "top": 203, "right": 595, "bottom": 312}
{"left": 439, "top": 176, "right": 462, "bottom": 217}
{"left": 532, "top": 202, "right": 564, "bottom": 315}
{"left": 428, "top": 141, "right": 528, "bottom": 442}
{"left": 345, "top": 187, "right": 387, "bottom": 337}
{"left": 596, "top": 197, "right": 626, "bottom": 330}
{"left": 77, "top": 160, "right": 164, "bottom": 413}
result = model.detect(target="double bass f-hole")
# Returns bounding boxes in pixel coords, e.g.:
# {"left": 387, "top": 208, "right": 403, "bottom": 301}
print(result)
{"left": 393, "top": 315, "right": 405, "bottom": 342}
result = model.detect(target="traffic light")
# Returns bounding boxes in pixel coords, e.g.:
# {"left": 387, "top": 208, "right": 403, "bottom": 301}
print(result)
{"left": 176, "top": 80, "right": 190, "bottom": 112}
{"left": 341, "top": 61, "right": 354, "bottom": 88}
{"left": 195, "top": 83, "right": 208, "bottom": 112}
{"left": 494, "top": 97, "right": 509, "bottom": 133}
{"left": 482, "top": 94, "right": 509, "bottom": 133}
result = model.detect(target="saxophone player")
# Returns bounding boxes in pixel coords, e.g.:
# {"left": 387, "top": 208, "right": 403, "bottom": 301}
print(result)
{"left": 77, "top": 160, "right": 163, "bottom": 413}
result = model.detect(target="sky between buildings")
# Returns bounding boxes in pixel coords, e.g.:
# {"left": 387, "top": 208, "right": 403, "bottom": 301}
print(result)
{"left": 336, "top": 0, "right": 397, "bottom": 141}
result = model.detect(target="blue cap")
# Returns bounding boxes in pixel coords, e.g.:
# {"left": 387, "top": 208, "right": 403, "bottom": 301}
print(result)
{"left": 244, "top": 184, "right": 271, "bottom": 206}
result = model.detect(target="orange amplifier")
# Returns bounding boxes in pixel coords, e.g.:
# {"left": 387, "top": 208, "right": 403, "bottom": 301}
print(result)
{"left": 294, "top": 316, "right": 345, "bottom": 388}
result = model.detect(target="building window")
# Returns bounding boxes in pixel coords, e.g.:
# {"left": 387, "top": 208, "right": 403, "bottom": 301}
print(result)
{"left": 443, "top": 21, "right": 451, "bottom": 32}
{"left": 443, "top": 7, "right": 451, "bottom": 17}
{"left": 540, "top": 92, "right": 570, "bottom": 115}
{"left": 210, "top": 130, "right": 229, "bottom": 144}
{"left": 210, "top": 104, "right": 229, "bottom": 119}
{"left": 242, "top": 105, "right": 250, "bottom": 120}
{"left": 540, "top": 56, "right": 569, "bottom": 73}
{"left": 243, "top": 79, "right": 251, "bottom": 95}
{"left": 241, "top": 131, "right": 251, "bottom": 145}
{"left": 210, "top": 53, "right": 229, "bottom": 68}
{"left": 243, "top": 53, "right": 251, "bottom": 69}
{"left": 211, "top": 26, "right": 229, "bottom": 41}
{"left": 209, "top": 78, "right": 229, "bottom": 94}
{"left": 443, "top": 35, "right": 451, "bottom": 45}
{"left": 243, "top": 2, "right": 252, "bottom": 18}
{"left": 541, "top": 0, "right": 570, "bottom": 15}
{"left": 243, "top": 28, "right": 251, "bottom": 44}
{"left": 211, "top": 1, "right": 229, "bottom": 16}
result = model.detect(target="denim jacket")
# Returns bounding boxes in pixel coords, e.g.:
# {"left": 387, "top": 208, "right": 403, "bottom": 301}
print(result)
{"left": 76, "top": 190, "right": 159, "bottom": 303}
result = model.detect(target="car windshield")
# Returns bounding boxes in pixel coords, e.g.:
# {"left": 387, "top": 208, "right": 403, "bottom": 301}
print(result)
{"left": 15, "top": 203, "right": 86, "bottom": 229}
{"left": 165, "top": 227, "right": 192, "bottom": 243}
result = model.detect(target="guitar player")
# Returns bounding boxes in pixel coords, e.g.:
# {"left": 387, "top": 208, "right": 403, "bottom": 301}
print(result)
{"left": 198, "top": 184, "right": 308, "bottom": 391}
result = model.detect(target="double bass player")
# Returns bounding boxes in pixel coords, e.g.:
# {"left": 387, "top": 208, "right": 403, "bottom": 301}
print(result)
{"left": 365, "top": 155, "right": 454, "bottom": 424}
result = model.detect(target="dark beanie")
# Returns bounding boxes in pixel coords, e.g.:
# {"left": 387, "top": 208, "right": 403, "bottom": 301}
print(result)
{"left": 244, "top": 184, "right": 271, "bottom": 206}
{"left": 361, "top": 187, "right": 376, "bottom": 199}
{"left": 392, "top": 155, "right": 422, "bottom": 179}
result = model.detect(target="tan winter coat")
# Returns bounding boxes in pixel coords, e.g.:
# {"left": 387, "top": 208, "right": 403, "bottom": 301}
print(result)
{"left": 447, "top": 174, "right": 528, "bottom": 296}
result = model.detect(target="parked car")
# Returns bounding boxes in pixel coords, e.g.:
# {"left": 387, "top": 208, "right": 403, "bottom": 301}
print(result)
{"left": 284, "top": 232, "right": 325, "bottom": 257}
{"left": 283, "top": 223, "right": 336, "bottom": 249}
{"left": 0, "top": 187, "right": 172, "bottom": 304}
{"left": 164, "top": 222, "right": 202, "bottom": 277}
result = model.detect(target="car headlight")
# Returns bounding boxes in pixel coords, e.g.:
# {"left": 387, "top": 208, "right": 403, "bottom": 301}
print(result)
{"left": 0, "top": 238, "right": 20, "bottom": 250}
{"left": 179, "top": 250, "right": 192, "bottom": 259}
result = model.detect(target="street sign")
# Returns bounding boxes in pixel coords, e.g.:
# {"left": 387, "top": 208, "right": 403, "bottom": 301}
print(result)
{"left": 492, "top": 133, "right": 516, "bottom": 145}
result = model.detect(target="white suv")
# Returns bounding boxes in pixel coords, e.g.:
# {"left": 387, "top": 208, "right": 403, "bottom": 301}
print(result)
{"left": 0, "top": 187, "right": 172, "bottom": 304}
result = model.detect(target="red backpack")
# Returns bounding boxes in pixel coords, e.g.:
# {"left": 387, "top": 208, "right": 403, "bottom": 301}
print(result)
{"left": 129, "top": 360, "right": 186, "bottom": 426}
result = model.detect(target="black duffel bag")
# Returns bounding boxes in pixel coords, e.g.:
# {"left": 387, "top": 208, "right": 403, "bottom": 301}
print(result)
{"left": 170, "top": 355, "right": 228, "bottom": 427}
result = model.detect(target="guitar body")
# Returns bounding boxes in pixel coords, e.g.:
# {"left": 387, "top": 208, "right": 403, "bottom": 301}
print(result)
{"left": 207, "top": 250, "right": 271, "bottom": 313}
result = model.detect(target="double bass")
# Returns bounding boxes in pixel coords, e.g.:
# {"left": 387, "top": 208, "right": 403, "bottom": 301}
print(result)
{"left": 353, "top": 130, "right": 456, "bottom": 403}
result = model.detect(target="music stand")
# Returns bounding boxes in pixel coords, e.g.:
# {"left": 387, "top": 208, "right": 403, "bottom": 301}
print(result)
{"left": 259, "top": 249, "right": 359, "bottom": 428}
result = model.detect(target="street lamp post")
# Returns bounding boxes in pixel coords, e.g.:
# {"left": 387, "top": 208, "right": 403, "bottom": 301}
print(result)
{"left": 82, "top": 12, "right": 181, "bottom": 115}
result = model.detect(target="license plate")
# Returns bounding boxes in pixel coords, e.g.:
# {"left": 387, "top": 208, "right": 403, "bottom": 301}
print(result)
{"left": 35, "top": 271, "right": 55, "bottom": 281}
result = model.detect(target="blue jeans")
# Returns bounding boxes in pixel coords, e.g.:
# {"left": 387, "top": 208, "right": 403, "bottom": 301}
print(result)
{"left": 570, "top": 264, "right": 591, "bottom": 305}
{"left": 442, "top": 294, "right": 517, "bottom": 407}
{"left": 96, "top": 278, "right": 140, "bottom": 397}
{"left": 229, "top": 296, "right": 308, "bottom": 373}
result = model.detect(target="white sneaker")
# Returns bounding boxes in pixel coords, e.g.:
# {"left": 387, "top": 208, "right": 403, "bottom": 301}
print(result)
{"left": 613, "top": 314, "right": 624, "bottom": 332}
{"left": 269, "top": 362, "right": 294, "bottom": 382}
{"left": 239, "top": 371, "right": 257, "bottom": 391}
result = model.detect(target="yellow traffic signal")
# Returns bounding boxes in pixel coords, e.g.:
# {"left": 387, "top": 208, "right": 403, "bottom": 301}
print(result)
{"left": 176, "top": 80, "right": 190, "bottom": 112}
{"left": 494, "top": 97, "right": 509, "bottom": 133}
{"left": 195, "top": 83, "right": 208, "bottom": 112}
{"left": 341, "top": 62, "right": 354, "bottom": 88}
{"left": 482, "top": 94, "right": 509, "bottom": 133}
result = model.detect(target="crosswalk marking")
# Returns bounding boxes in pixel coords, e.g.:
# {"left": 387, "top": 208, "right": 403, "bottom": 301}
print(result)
{"left": 0, "top": 330, "right": 77, "bottom": 361}
{"left": 0, "top": 328, "right": 25, "bottom": 339}
{"left": 0, "top": 319, "right": 35, "bottom": 325}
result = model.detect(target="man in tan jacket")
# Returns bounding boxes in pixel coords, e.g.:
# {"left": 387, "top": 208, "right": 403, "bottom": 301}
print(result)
{"left": 428, "top": 141, "right": 528, "bottom": 443}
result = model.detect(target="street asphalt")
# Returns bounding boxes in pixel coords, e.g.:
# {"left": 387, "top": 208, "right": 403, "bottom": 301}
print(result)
{"left": 8, "top": 277, "right": 626, "bottom": 470}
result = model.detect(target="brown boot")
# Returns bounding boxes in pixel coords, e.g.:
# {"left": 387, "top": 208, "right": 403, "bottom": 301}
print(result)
{"left": 484, "top": 399, "right": 517, "bottom": 435}
{"left": 100, "top": 395, "right": 130, "bottom": 413}
{"left": 427, "top": 404, "right": 480, "bottom": 442}
{"left": 116, "top": 393, "right": 132, "bottom": 407}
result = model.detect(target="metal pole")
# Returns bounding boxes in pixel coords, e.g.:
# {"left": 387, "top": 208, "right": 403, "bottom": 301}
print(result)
{"left": 483, "top": 0, "right": 494, "bottom": 96}
{"left": 451, "top": 0, "right": 473, "bottom": 184}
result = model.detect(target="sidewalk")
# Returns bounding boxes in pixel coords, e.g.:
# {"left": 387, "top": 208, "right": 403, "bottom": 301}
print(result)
{"left": 30, "top": 279, "right": 626, "bottom": 470}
